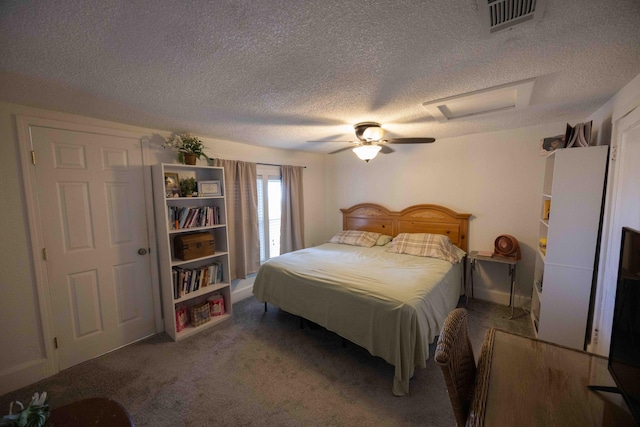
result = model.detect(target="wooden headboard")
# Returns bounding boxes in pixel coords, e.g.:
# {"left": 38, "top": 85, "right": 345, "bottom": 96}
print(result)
{"left": 340, "top": 203, "right": 472, "bottom": 252}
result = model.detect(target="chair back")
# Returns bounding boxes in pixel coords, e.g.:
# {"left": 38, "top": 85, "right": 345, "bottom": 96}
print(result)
{"left": 435, "top": 308, "right": 476, "bottom": 427}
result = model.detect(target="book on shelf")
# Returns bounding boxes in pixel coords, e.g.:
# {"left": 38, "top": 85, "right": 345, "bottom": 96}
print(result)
{"left": 543, "top": 199, "right": 551, "bottom": 220}
{"left": 168, "top": 206, "right": 221, "bottom": 230}
{"left": 477, "top": 250, "right": 493, "bottom": 257}
{"left": 565, "top": 121, "right": 593, "bottom": 148}
{"left": 171, "top": 261, "right": 224, "bottom": 299}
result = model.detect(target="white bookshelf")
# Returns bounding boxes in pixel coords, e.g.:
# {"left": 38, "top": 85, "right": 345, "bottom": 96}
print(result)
{"left": 531, "top": 146, "right": 608, "bottom": 349}
{"left": 153, "top": 163, "right": 232, "bottom": 341}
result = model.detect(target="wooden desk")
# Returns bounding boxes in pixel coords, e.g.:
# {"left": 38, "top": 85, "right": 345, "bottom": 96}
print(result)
{"left": 468, "top": 329, "right": 636, "bottom": 427}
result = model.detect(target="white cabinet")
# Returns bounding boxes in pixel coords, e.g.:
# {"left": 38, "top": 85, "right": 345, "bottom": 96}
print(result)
{"left": 531, "top": 146, "right": 608, "bottom": 349}
{"left": 153, "top": 164, "right": 232, "bottom": 341}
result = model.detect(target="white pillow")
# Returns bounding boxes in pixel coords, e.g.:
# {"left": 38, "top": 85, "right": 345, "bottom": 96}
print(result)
{"left": 329, "top": 230, "right": 380, "bottom": 248}
{"left": 386, "top": 233, "right": 463, "bottom": 263}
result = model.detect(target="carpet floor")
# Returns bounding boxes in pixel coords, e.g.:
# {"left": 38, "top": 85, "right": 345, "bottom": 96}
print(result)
{"left": 1, "top": 296, "right": 532, "bottom": 426}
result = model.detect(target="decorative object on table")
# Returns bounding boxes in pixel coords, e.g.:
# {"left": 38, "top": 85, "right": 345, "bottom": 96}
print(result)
{"left": 179, "top": 177, "right": 197, "bottom": 197}
{"left": 493, "top": 234, "right": 521, "bottom": 260}
{"left": 197, "top": 180, "right": 222, "bottom": 197}
{"left": 540, "top": 134, "right": 566, "bottom": 155}
{"left": 164, "top": 172, "right": 180, "bottom": 198}
{"left": 163, "top": 132, "right": 207, "bottom": 165}
{"left": 564, "top": 121, "right": 593, "bottom": 148}
{"left": 0, "top": 392, "right": 49, "bottom": 427}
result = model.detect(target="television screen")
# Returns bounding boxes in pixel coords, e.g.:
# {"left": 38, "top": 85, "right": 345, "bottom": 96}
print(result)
{"left": 609, "top": 226, "right": 640, "bottom": 423}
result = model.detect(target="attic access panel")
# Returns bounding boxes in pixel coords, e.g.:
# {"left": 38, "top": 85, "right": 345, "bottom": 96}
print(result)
{"left": 422, "top": 78, "right": 536, "bottom": 122}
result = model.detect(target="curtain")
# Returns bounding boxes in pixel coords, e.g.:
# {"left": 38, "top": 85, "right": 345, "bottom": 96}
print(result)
{"left": 280, "top": 165, "right": 305, "bottom": 254}
{"left": 212, "top": 159, "right": 260, "bottom": 280}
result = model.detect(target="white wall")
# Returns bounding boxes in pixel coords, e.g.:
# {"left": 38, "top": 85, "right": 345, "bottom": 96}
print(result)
{"left": 325, "top": 122, "right": 569, "bottom": 306}
{"left": 0, "top": 102, "right": 326, "bottom": 394}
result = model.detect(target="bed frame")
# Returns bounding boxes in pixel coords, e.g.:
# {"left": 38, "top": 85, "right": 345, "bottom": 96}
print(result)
{"left": 258, "top": 202, "right": 472, "bottom": 395}
{"left": 340, "top": 203, "right": 471, "bottom": 252}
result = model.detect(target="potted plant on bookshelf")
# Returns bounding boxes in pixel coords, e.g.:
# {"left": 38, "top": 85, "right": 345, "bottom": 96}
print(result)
{"left": 179, "top": 177, "right": 197, "bottom": 197}
{"left": 163, "top": 132, "right": 207, "bottom": 165}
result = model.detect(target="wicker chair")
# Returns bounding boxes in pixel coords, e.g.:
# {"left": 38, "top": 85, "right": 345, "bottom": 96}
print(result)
{"left": 435, "top": 308, "right": 476, "bottom": 427}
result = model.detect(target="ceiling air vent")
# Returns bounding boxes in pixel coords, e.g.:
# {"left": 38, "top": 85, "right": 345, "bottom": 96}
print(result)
{"left": 478, "top": 0, "right": 546, "bottom": 34}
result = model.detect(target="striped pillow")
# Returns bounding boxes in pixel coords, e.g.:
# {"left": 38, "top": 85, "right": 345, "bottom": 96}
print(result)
{"left": 386, "top": 233, "right": 462, "bottom": 263}
{"left": 329, "top": 230, "right": 381, "bottom": 248}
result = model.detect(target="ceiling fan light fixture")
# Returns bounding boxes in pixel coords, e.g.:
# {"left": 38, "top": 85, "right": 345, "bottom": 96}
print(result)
{"left": 362, "top": 125, "right": 384, "bottom": 141}
{"left": 353, "top": 145, "right": 381, "bottom": 162}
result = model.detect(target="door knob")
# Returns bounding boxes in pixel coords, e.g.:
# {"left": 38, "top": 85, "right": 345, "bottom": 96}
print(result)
{"left": 138, "top": 248, "right": 148, "bottom": 255}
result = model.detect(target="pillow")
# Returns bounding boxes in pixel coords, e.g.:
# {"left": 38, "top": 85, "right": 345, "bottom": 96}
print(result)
{"left": 375, "top": 234, "right": 393, "bottom": 246}
{"left": 386, "top": 233, "right": 463, "bottom": 263}
{"left": 329, "top": 230, "right": 381, "bottom": 248}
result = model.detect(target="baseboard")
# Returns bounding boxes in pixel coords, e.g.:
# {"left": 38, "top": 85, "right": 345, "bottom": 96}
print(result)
{"left": 232, "top": 286, "right": 254, "bottom": 303}
{"left": 471, "top": 287, "right": 531, "bottom": 308}
{"left": 0, "top": 357, "right": 53, "bottom": 396}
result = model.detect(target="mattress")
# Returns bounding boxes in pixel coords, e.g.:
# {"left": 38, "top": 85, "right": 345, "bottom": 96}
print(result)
{"left": 252, "top": 242, "right": 463, "bottom": 395}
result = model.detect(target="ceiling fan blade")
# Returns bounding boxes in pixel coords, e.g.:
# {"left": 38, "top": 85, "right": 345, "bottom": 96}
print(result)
{"left": 328, "top": 146, "right": 355, "bottom": 154}
{"left": 387, "top": 137, "right": 435, "bottom": 144}
{"left": 379, "top": 145, "right": 395, "bottom": 154}
{"left": 308, "top": 140, "right": 355, "bottom": 143}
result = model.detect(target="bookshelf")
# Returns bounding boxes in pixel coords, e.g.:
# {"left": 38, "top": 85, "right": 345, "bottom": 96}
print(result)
{"left": 153, "top": 163, "right": 232, "bottom": 341}
{"left": 531, "top": 146, "right": 608, "bottom": 350}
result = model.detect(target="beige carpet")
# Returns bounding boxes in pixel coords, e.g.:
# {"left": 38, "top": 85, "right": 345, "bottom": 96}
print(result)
{"left": 0, "top": 297, "right": 532, "bottom": 426}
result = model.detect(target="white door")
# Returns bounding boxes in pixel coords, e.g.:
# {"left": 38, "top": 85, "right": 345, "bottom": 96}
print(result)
{"left": 30, "top": 125, "right": 156, "bottom": 370}
{"left": 594, "top": 105, "right": 640, "bottom": 355}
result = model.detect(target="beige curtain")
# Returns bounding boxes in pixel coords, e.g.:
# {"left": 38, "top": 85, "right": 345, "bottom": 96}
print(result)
{"left": 280, "top": 165, "right": 305, "bottom": 254}
{"left": 212, "top": 159, "right": 260, "bottom": 280}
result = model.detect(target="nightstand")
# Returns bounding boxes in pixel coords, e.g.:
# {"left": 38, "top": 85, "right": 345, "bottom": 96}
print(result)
{"left": 468, "top": 250, "right": 518, "bottom": 319}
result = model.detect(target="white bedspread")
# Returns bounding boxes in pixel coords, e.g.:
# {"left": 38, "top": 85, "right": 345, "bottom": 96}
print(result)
{"left": 252, "top": 242, "right": 462, "bottom": 395}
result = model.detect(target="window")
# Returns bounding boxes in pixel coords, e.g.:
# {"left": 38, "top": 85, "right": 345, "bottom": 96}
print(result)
{"left": 257, "top": 165, "right": 281, "bottom": 263}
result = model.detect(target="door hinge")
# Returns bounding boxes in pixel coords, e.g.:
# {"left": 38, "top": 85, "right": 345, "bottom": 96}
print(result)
{"left": 42, "top": 248, "right": 48, "bottom": 260}
{"left": 54, "top": 337, "right": 58, "bottom": 349}
{"left": 31, "top": 150, "right": 36, "bottom": 165}
{"left": 611, "top": 146, "right": 617, "bottom": 161}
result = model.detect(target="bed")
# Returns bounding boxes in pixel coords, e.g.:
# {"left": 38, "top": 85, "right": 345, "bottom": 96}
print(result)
{"left": 253, "top": 203, "right": 471, "bottom": 396}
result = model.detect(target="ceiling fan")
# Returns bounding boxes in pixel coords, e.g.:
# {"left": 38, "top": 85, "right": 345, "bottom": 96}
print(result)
{"left": 310, "top": 122, "right": 435, "bottom": 162}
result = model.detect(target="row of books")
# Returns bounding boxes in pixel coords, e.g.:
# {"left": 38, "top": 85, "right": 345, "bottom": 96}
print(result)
{"left": 171, "top": 262, "right": 223, "bottom": 299}
{"left": 168, "top": 206, "right": 221, "bottom": 230}
{"left": 565, "top": 121, "right": 592, "bottom": 148}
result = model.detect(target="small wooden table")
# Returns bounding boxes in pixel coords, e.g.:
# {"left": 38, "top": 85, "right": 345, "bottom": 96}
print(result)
{"left": 48, "top": 397, "right": 134, "bottom": 426}
{"left": 468, "top": 329, "right": 636, "bottom": 426}
{"left": 467, "top": 251, "right": 517, "bottom": 318}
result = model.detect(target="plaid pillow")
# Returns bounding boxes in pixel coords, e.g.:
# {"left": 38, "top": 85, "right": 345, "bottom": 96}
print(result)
{"left": 329, "top": 230, "right": 381, "bottom": 248}
{"left": 386, "top": 233, "right": 462, "bottom": 263}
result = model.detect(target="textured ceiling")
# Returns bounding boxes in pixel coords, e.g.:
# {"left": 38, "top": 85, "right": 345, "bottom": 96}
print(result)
{"left": 1, "top": 1, "right": 639, "bottom": 153}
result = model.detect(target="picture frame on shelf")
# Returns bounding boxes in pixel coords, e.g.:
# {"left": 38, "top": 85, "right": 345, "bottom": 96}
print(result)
{"left": 198, "top": 180, "right": 222, "bottom": 196}
{"left": 540, "top": 134, "right": 566, "bottom": 155}
{"left": 164, "top": 172, "right": 180, "bottom": 197}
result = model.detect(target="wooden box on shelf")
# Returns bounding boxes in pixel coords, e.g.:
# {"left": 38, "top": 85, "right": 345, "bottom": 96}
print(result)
{"left": 174, "top": 232, "right": 215, "bottom": 260}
